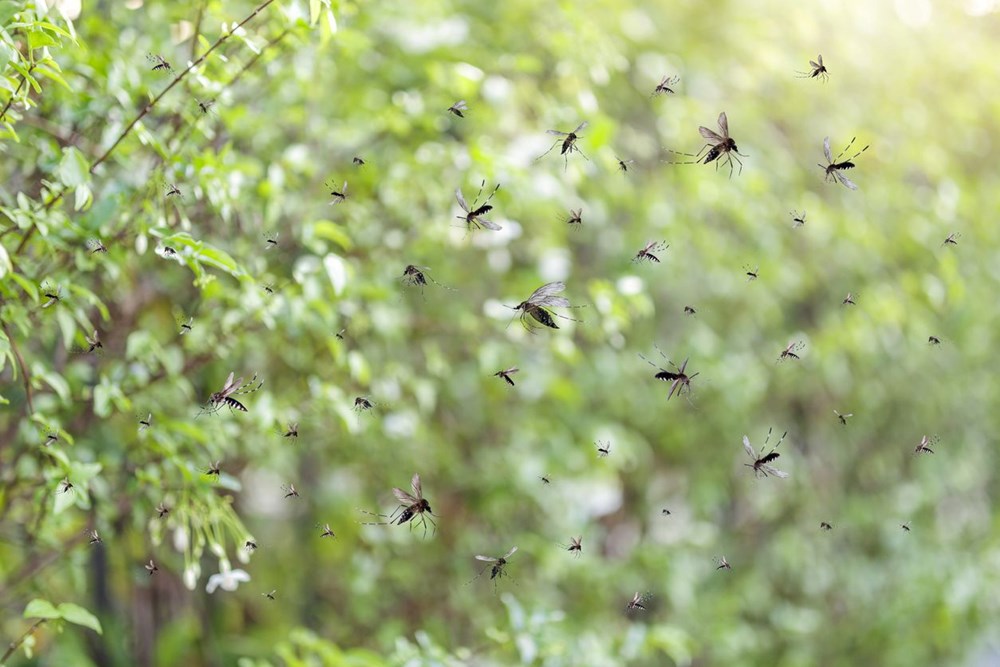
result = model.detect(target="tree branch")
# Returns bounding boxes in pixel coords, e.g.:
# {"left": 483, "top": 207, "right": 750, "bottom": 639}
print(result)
{"left": 1, "top": 619, "right": 46, "bottom": 663}
{"left": 2, "top": 321, "right": 34, "bottom": 414}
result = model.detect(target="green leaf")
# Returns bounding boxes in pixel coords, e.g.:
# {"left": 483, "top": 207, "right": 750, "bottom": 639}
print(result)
{"left": 161, "top": 233, "right": 244, "bottom": 278}
{"left": 56, "top": 147, "right": 90, "bottom": 188}
{"left": 0, "top": 2, "right": 20, "bottom": 26}
{"left": 0, "top": 241, "right": 11, "bottom": 278}
{"left": 310, "top": 0, "right": 321, "bottom": 25}
{"left": 23, "top": 599, "right": 60, "bottom": 620}
{"left": 57, "top": 603, "right": 103, "bottom": 635}
{"left": 27, "top": 30, "right": 58, "bottom": 49}
{"left": 311, "top": 221, "right": 353, "bottom": 251}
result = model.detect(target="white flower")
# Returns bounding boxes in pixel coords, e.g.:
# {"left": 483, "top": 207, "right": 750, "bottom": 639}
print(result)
{"left": 205, "top": 568, "right": 250, "bottom": 594}
{"left": 173, "top": 527, "right": 189, "bottom": 552}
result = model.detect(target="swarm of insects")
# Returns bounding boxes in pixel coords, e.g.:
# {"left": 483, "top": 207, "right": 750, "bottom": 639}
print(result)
{"left": 778, "top": 341, "right": 805, "bottom": 362}
{"left": 632, "top": 241, "right": 669, "bottom": 264}
{"left": 652, "top": 74, "right": 679, "bottom": 96}
{"left": 507, "top": 281, "right": 581, "bottom": 331}
{"left": 537, "top": 121, "right": 589, "bottom": 171}
{"left": 616, "top": 156, "right": 636, "bottom": 173}
{"left": 835, "top": 410, "right": 853, "bottom": 426}
{"left": 796, "top": 54, "right": 828, "bottom": 81}
{"left": 447, "top": 100, "right": 467, "bottom": 117}
{"left": 327, "top": 180, "right": 349, "bottom": 206}
{"left": 639, "top": 347, "right": 699, "bottom": 401}
{"left": 942, "top": 232, "right": 960, "bottom": 246}
{"left": 86, "top": 238, "right": 108, "bottom": 254}
{"left": 666, "top": 112, "right": 747, "bottom": 178}
{"left": 790, "top": 210, "right": 807, "bottom": 228}
{"left": 205, "top": 372, "right": 263, "bottom": 414}
{"left": 455, "top": 181, "right": 501, "bottom": 232}
{"left": 361, "top": 473, "right": 436, "bottom": 538}
{"left": 819, "top": 136, "right": 869, "bottom": 190}
{"left": 473, "top": 546, "right": 518, "bottom": 591}
{"left": 742, "top": 429, "right": 789, "bottom": 479}
{"left": 626, "top": 591, "right": 651, "bottom": 612}
{"left": 913, "top": 435, "right": 937, "bottom": 455}
{"left": 596, "top": 440, "right": 612, "bottom": 458}
{"left": 146, "top": 53, "right": 172, "bottom": 72}
{"left": 562, "top": 536, "right": 583, "bottom": 558}
{"left": 494, "top": 367, "right": 519, "bottom": 387}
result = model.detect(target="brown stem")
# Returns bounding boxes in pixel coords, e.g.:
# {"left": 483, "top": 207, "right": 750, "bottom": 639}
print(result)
{"left": 0, "top": 66, "right": 33, "bottom": 122}
{"left": 1, "top": 619, "right": 46, "bottom": 663}
{"left": 1, "top": 321, "right": 34, "bottom": 414}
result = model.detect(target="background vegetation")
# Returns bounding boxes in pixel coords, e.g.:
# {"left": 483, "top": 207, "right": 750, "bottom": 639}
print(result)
{"left": 2, "top": 0, "right": 1000, "bottom": 665}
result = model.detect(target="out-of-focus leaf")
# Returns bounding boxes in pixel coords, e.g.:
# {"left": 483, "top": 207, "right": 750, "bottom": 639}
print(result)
{"left": 23, "top": 599, "right": 60, "bottom": 620}
{"left": 56, "top": 603, "right": 102, "bottom": 635}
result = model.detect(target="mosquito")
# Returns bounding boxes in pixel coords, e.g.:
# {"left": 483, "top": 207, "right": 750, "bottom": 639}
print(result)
{"left": 790, "top": 210, "right": 807, "bottom": 228}
{"left": 354, "top": 396, "right": 375, "bottom": 413}
{"left": 196, "top": 98, "right": 216, "bottom": 115}
{"left": 264, "top": 232, "right": 279, "bottom": 250}
{"left": 353, "top": 156, "right": 365, "bottom": 166}
{"left": 540, "top": 475, "right": 552, "bottom": 484}
{"left": 282, "top": 422, "right": 299, "bottom": 438}
{"left": 264, "top": 590, "right": 276, "bottom": 600}
{"left": 43, "top": 432, "right": 59, "bottom": 446}
{"left": 58, "top": 478, "right": 74, "bottom": 494}
{"left": 743, "top": 429, "right": 789, "bottom": 479}
{"left": 178, "top": 316, "right": 193, "bottom": 335}
{"left": 744, "top": 265, "right": 759, "bottom": 282}
{"left": 819, "top": 136, "right": 869, "bottom": 190}
{"left": 87, "top": 238, "right": 108, "bottom": 254}
{"left": 652, "top": 74, "right": 679, "bottom": 97}
{"left": 41, "top": 283, "right": 62, "bottom": 308}
{"left": 914, "top": 435, "right": 937, "bottom": 455}
{"left": 494, "top": 367, "right": 519, "bottom": 387}
{"left": 666, "top": 112, "right": 747, "bottom": 178}
{"left": 616, "top": 156, "right": 636, "bottom": 173}
{"left": 147, "top": 53, "right": 172, "bottom": 72}
{"left": 83, "top": 330, "right": 103, "bottom": 354}
{"left": 661, "top": 509, "right": 672, "bottom": 516}
{"left": 901, "top": 521, "right": 911, "bottom": 532}
{"left": 639, "top": 346, "right": 699, "bottom": 401}
{"left": 796, "top": 54, "right": 828, "bottom": 81}
{"left": 319, "top": 523, "right": 336, "bottom": 538}
{"left": 684, "top": 305, "right": 697, "bottom": 316}
{"left": 942, "top": 232, "right": 960, "bottom": 246}
{"left": 834, "top": 410, "right": 853, "bottom": 426}
{"left": 536, "top": 121, "right": 589, "bottom": 170}
{"left": 473, "top": 546, "right": 518, "bottom": 591}
{"left": 715, "top": 556, "right": 732, "bottom": 571}
{"left": 928, "top": 336, "right": 942, "bottom": 346}
{"left": 336, "top": 328, "right": 346, "bottom": 340}
{"left": 820, "top": 522, "right": 833, "bottom": 531}
{"left": 327, "top": 180, "right": 348, "bottom": 206}
{"left": 245, "top": 540, "right": 258, "bottom": 552}
{"left": 447, "top": 100, "right": 468, "bottom": 117}
{"left": 88, "top": 530, "right": 102, "bottom": 545}
{"left": 842, "top": 292, "right": 857, "bottom": 306}
{"left": 282, "top": 483, "right": 300, "bottom": 498}
{"left": 205, "top": 461, "right": 221, "bottom": 478}
{"left": 401, "top": 264, "right": 454, "bottom": 295}
{"left": 596, "top": 440, "right": 612, "bottom": 457}
{"left": 146, "top": 560, "right": 158, "bottom": 576}
{"left": 159, "top": 246, "right": 178, "bottom": 257}
{"left": 206, "top": 372, "right": 263, "bottom": 413}
{"left": 626, "top": 591, "right": 650, "bottom": 612}
{"left": 507, "top": 281, "right": 581, "bottom": 331}
{"left": 164, "top": 183, "right": 182, "bottom": 198}
{"left": 565, "top": 208, "right": 583, "bottom": 226}
{"left": 156, "top": 503, "right": 170, "bottom": 519}
{"left": 138, "top": 413, "right": 152, "bottom": 432}
{"left": 778, "top": 341, "right": 805, "bottom": 362}
{"left": 632, "top": 240, "right": 669, "bottom": 264}
{"left": 455, "top": 181, "right": 501, "bottom": 232}
{"left": 361, "top": 473, "right": 436, "bottom": 537}
{"left": 561, "top": 536, "right": 583, "bottom": 557}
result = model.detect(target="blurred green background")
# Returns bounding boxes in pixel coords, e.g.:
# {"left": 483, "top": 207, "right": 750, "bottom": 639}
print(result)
{"left": 2, "top": 0, "right": 1000, "bottom": 665}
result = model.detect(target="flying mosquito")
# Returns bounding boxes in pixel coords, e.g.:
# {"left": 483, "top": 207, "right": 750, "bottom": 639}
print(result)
{"left": 159, "top": 246, "right": 178, "bottom": 257}
{"left": 43, "top": 432, "right": 59, "bottom": 446}
{"left": 318, "top": 523, "right": 336, "bottom": 538}
{"left": 86, "top": 238, "right": 108, "bottom": 254}
{"left": 447, "top": 100, "right": 467, "bottom": 117}
{"left": 540, "top": 475, "right": 552, "bottom": 484}
{"left": 744, "top": 265, "right": 759, "bottom": 282}
{"left": 914, "top": 435, "right": 937, "bottom": 455}
{"left": 596, "top": 440, "right": 612, "bottom": 457}
{"left": 928, "top": 336, "right": 942, "bottom": 346}
{"left": 281, "top": 422, "right": 299, "bottom": 438}
{"left": 146, "top": 53, "right": 172, "bottom": 72}
{"left": 639, "top": 346, "right": 699, "bottom": 401}
{"left": 282, "top": 483, "right": 300, "bottom": 498}
{"left": 263, "top": 232, "right": 279, "bottom": 250}
{"left": 41, "top": 283, "right": 62, "bottom": 308}
{"left": 178, "top": 316, "right": 193, "bottom": 335}
{"left": 455, "top": 181, "right": 501, "bottom": 232}
{"left": 942, "top": 232, "right": 960, "bottom": 246}
{"left": 494, "top": 367, "right": 519, "bottom": 387}
{"left": 354, "top": 396, "right": 375, "bottom": 413}
{"left": 561, "top": 536, "right": 583, "bottom": 558}
{"left": 196, "top": 98, "right": 216, "bottom": 115}
{"left": 164, "top": 183, "right": 182, "bottom": 197}
{"left": 791, "top": 210, "right": 807, "bottom": 227}
{"left": 336, "top": 328, "right": 346, "bottom": 340}
{"left": 507, "top": 281, "right": 581, "bottom": 331}
{"left": 819, "top": 136, "right": 869, "bottom": 190}
{"left": 83, "top": 330, "right": 103, "bottom": 354}
{"left": 206, "top": 372, "right": 263, "bottom": 414}
{"left": 156, "top": 503, "right": 170, "bottom": 518}
{"left": 352, "top": 156, "right": 365, "bottom": 166}
{"left": 58, "top": 478, "right": 74, "bottom": 494}
{"left": 264, "top": 590, "right": 276, "bottom": 600}
{"left": 632, "top": 241, "right": 669, "bottom": 264}
{"left": 901, "top": 521, "right": 911, "bottom": 532}
{"left": 536, "top": 121, "right": 589, "bottom": 170}
{"left": 661, "top": 509, "right": 672, "bottom": 516}
{"left": 666, "top": 112, "right": 747, "bottom": 178}
{"left": 245, "top": 540, "right": 258, "bottom": 552}
{"left": 88, "top": 530, "right": 102, "bottom": 545}
{"left": 616, "top": 156, "right": 636, "bottom": 173}
{"left": 473, "top": 546, "right": 518, "bottom": 591}
{"left": 743, "top": 429, "right": 789, "bottom": 479}
{"left": 835, "top": 410, "right": 853, "bottom": 426}
{"left": 626, "top": 591, "right": 650, "bottom": 612}
{"left": 401, "top": 264, "right": 454, "bottom": 295}
{"left": 145, "top": 560, "right": 158, "bottom": 576}
{"left": 796, "top": 54, "right": 828, "bottom": 81}
{"left": 652, "top": 74, "right": 679, "bottom": 96}
{"left": 138, "top": 413, "right": 152, "bottom": 432}
{"left": 842, "top": 292, "right": 857, "bottom": 306}
{"left": 361, "top": 473, "right": 436, "bottom": 537}
{"left": 327, "top": 180, "right": 348, "bottom": 206}
{"left": 684, "top": 305, "right": 697, "bottom": 316}
{"left": 778, "top": 341, "right": 805, "bottom": 362}
{"left": 564, "top": 208, "right": 583, "bottom": 226}
{"left": 820, "top": 522, "right": 833, "bottom": 531}
{"left": 205, "top": 461, "right": 221, "bottom": 478}
{"left": 715, "top": 556, "right": 732, "bottom": 571}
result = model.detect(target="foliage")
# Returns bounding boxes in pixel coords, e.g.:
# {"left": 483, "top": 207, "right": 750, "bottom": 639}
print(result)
{"left": 2, "top": 0, "right": 1000, "bottom": 666}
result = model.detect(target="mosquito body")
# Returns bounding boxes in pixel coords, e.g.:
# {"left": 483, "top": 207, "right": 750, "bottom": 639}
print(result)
{"left": 473, "top": 546, "right": 518, "bottom": 590}
{"left": 354, "top": 396, "right": 375, "bottom": 413}
{"left": 447, "top": 100, "right": 468, "bottom": 117}
{"left": 319, "top": 523, "right": 336, "bottom": 538}
{"left": 562, "top": 536, "right": 583, "bottom": 557}
{"left": 796, "top": 54, "right": 828, "bottom": 81}
{"left": 264, "top": 232, "right": 279, "bottom": 250}
{"left": 84, "top": 330, "right": 103, "bottom": 354}
{"left": 353, "top": 156, "right": 365, "bottom": 166}
{"left": 327, "top": 180, "right": 349, "bottom": 206}
{"left": 245, "top": 540, "right": 258, "bottom": 552}
{"left": 616, "top": 156, "right": 636, "bottom": 173}
{"left": 744, "top": 265, "right": 759, "bottom": 282}
{"left": 652, "top": 74, "right": 679, "bottom": 96}
{"left": 942, "top": 232, "right": 960, "bottom": 246}
{"left": 41, "top": 283, "right": 62, "bottom": 309}
{"left": 715, "top": 556, "right": 732, "bottom": 571}
{"left": 684, "top": 305, "right": 697, "bottom": 316}
{"left": 264, "top": 590, "right": 276, "bottom": 600}
{"left": 639, "top": 346, "right": 699, "bottom": 401}
{"left": 361, "top": 473, "right": 436, "bottom": 537}
{"left": 540, "top": 475, "right": 551, "bottom": 484}
{"left": 178, "top": 317, "right": 193, "bottom": 335}
{"left": 633, "top": 241, "right": 669, "bottom": 264}
{"left": 455, "top": 181, "right": 501, "bottom": 232}
{"left": 901, "top": 521, "right": 911, "bottom": 532}
{"left": 494, "top": 367, "right": 519, "bottom": 387}
{"left": 596, "top": 440, "right": 612, "bottom": 458}
{"left": 778, "top": 341, "right": 804, "bottom": 362}
{"left": 842, "top": 292, "right": 857, "bottom": 306}
{"left": 205, "top": 461, "right": 221, "bottom": 478}
{"left": 791, "top": 210, "right": 807, "bottom": 227}
{"left": 88, "top": 530, "right": 102, "bottom": 545}
{"left": 146, "top": 560, "right": 158, "bottom": 576}
{"left": 206, "top": 372, "right": 263, "bottom": 414}
{"left": 537, "top": 121, "right": 589, "bottom": 170}
{"left": 565, "top": 208, "right": 583, "bottom": 226}
{"left": 928, "top": 336, "right": 942, "bottom": 346}
{"left": 282, "top": 483, "right": 300, "bottom": 498}
{"left": 626, "top": 591, "right": 650, "bottom": 612}
{"left": 819, "top": 136, "right": 869, "bottom": 190}
{"left": 661, "top": 508, "right": 672, "bottom": 516}
{"left": 401, "top": 264, "right": 454, "bottom": 294}
{"left": 282, "top": 422, "right": 299, "bottom": 439}
{"left": 196, "top": 98, "right": 215, "bottom": 115}
{"left": 820, "top": 522, "right": 833, "bottom": 531}
{"left": 58, "top": 478, "right": 74, "bottom": 494}
{"left": 742, "top": 429, "right": 789, "bottom": 478}
{"left": 666, "top": 112, "right": 747, "bottom": 177}
{"left": 507, "top": 281, "right": 581, "bottom": 331}
{"left": 834, "top": 410, "right": 853, "bottom": 426}
{"left": 147, "top": 53, "right": 172, "bottom": 72}
{"left": 914, "top": 435, "right": 937, "bottom": 455}
{"left": 138, "top": 413, "right": 152, "bottom": 432}
{"left": 87, "top": 238, "right": 108, "bottom": 254}
{"left": 164, "top": 183, "right": 182, "bottom": 197}
{"left": 156, "top": 503, "right": 170, "bottom": 519}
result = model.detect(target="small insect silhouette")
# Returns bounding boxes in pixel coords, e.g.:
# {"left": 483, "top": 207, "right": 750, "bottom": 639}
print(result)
{"left": 455, "top": 181, "right": 501, "bottom": 232}
{"left": 661, "top": 509, "right": 672, "bottom": 516}
{"left": 596, "top": 440, "right": 612, "bottom": 458}
{"left": 177, "top": 316, "right": 194, "bottom": 335}
{"left": 326, "top": 180, "right": 349, "bottom": 206}
{"left": 58, "top": 478, "right": 74, "bottom": 494}
{"left": 778, "top": 341, "right": 805, "bottom": 362}
{"left": 652, "top": 74, "right": 679, "bottom": 96}
{"left": 742, "top": 429, "right": 789, "bottom": 479}
{"left": 632, "top": 240, "right": 669, "bottom": 264}
{"left": 507, "top": 281, "right": 581, "bottom": 332}
{"left": 561, "top": 536, "right": 583, "bottom": 558}
{"left": 744, "top": 265, "right": 759, "bottom": 282}
{"left": 206, "top": 372, "right": 263, "bottom": 414}
{"left": 494, "top": 367, "right": 519, "bottom": 387}
{"left": 536, "top": 121, "right": 589, "bottom": 171}
{"left": 146, "top": 53, "right": 172, "bottom": 72}
{"left": 447, "top": 100, "right": 468, "bottom": 117}
{"left": 263, "top": 232, "right": 279, "bottom": 251}
{"left": 473, "top": 546, "right": 518, "bottom": 591}
{"left": 928, "top": 336, "right": 942, "bottom": 346}
{"left": 666, "top": 112, "right": 747, "bottom": 178}
{"left": 86, "top": 238, "right": 108, "bottom": 254}
{"left": 244, "top": 540, "right": 258, "bottom": 552}
{"left": 205, "top": 461, "right": 221, "bottom": 478}
{"left": 88, "top": 530, "right": 102, "bottom": 545}
{"left": 164, "top": 183, "right": 182, "bottom": 198}
{"left": 354, "top": 396, "right": 375, "bottom": 414}
{"left": 913, "top": 435, "right": 937, "bottom": 455}
{"left": 282, "top": 483, "right": 300, "bottom": 498}
{"left": 834, "top": 410, "right": 853, "bottom": 426}
{"left": 264, "top": 590, "right": 276, "bottom": 600}
{"left": 639, "top": 347, "right": 699, "bottom": 401}
{"left": 626, "top": 591, "right": 651, "bottom": 612}
{"left": 715, "top": 556, "right": 732, "bottom": 571}
{"left": 540, "top": 475, "right": 552, "bottom": 484}
{"left": 82, "top": 330, "right": 103, "bottom": 354}
{"left": 159, "top": 246, "right": 178, "bottom": 257}
{"left": 196, "top": 98, "right": 216, "bottom": 115}
{"left": 796, "top": 54, "right": 828, "bottom": 81}
{"left": 319, "top": 523, "right": 336, "bottom": 538}
{"left": 138, "top": 413, "right": 152, "bottom": 432}
{"left": 361, "top": 473, "right": 436, "bottom": 538}
{"left": 352, "top": 156, "right": 365, "bottom": 166}
{"left": 564, "top": 208, "right": 583, "bottom": 226}
{"left": 282, "top": 422, "right": 299, "bottom": 439}
{"left": 790, "top": 210, "right": 807, "bottom": 228}
{"left": 901, "top": 521, "right": 911, "bottom": 532}
{"left": 684, "top": 305, "right": 697, "bottom": 316}
{"left": 145, "top": 560, "right": 158, "bottom": 576}
{"left": 41, "top": 282, "right": 63, "bottom": 309}
{"left": 616, "top": 156, "right": 636, "bottom": 173}
{"left": 820, "top": 522, "right": 833, "bottom": 531}
{"left": 842, "top": 292, "right": 858, "bottom": 306}
{"left": 819, "top": 136, "right": 869, "bottom": 190}
{"left": 43, "top": 432, "right": 59, "bottom": 446}
{"left": 401, "top": 264, "right": 454, "bottom": 295}
{"left": 156, "top": 503, "right": 170, "bottom": 518}
{"left": 942, "top": 232, "right": 960, "bottom": 246}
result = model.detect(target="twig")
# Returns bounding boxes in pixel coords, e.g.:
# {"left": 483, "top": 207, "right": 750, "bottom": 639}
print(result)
{"left": 1, "top": 321, "right": 33, "bottom": 414}
{"left": 0, "top": 66, "right": 34, "bottom": 122}
{"left": 1, "top": 619, "right": 46, "bottom": 663}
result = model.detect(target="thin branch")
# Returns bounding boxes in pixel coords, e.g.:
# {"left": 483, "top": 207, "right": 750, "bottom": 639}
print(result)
{"left": 2, "top": 619, "right": 46, "bottom": 663}
{"left": 190, "top": 0, "right": 207, "bottom": 61}
{"left": 0, "top": 66, "right": 34, "bottom": 122}
{"left": 1, "top": 321, "right": 33, "bottom": 414}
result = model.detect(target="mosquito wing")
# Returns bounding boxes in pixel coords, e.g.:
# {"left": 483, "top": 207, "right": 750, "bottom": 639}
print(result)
{"left": 526, "top": 281, "right": 566, "bottom": 304}
{"left": 546, "top": 129, "right": 570, "bottom": 137}
{"left": 572, "top": 121, "right": 588, "bottom": 134}
{"left": 817, "top": 54, "right": 824, "bottom": 67}
{"left": 475, "top": 554, "right": 498, "bottom": 563}
{"left": 455, "top": 188, "right": 469, "bottom": 212}
{"left": 823, "top": 136, "right": 833, "bottom": 163}
{"left": 742, "top": 435, "right": 757, "bottom": 460}
{"left": 699, "top": 126, "right": 724, "bottom": 143}
{"left": 410, "top": 473, "right": 422, "bottom": 499}
{"left": 503, "top": 546, "right": 518, "bottom": 559}
{"left": 538, "top": 295, "right": 570, "bottom": 308}
{"left": 835, "top": 172, "right": 858, "bottom": 190}
{"left": 392, "top": 487, "right": 419, "bottom": 505}
{"left": 477, "top": 217, "right": 502, "bottom": 231}
{"left": 717, "top": 112, "right": 729, "bottom": 138}
{"left": 809, "top": 59, "right": 820, "bottom": 70}
{"left": 761, "top": 464, "right": 789, "bottom": 478}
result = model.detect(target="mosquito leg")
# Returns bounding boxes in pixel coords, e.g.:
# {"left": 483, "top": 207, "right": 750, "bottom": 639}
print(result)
{"left": 535, "top": 140, "right": 561, "bottom": 162}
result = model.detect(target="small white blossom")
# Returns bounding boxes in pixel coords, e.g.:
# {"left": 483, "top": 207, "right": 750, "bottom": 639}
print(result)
{"left": 205, "top": 568, "right": 250, "bottom": 594}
